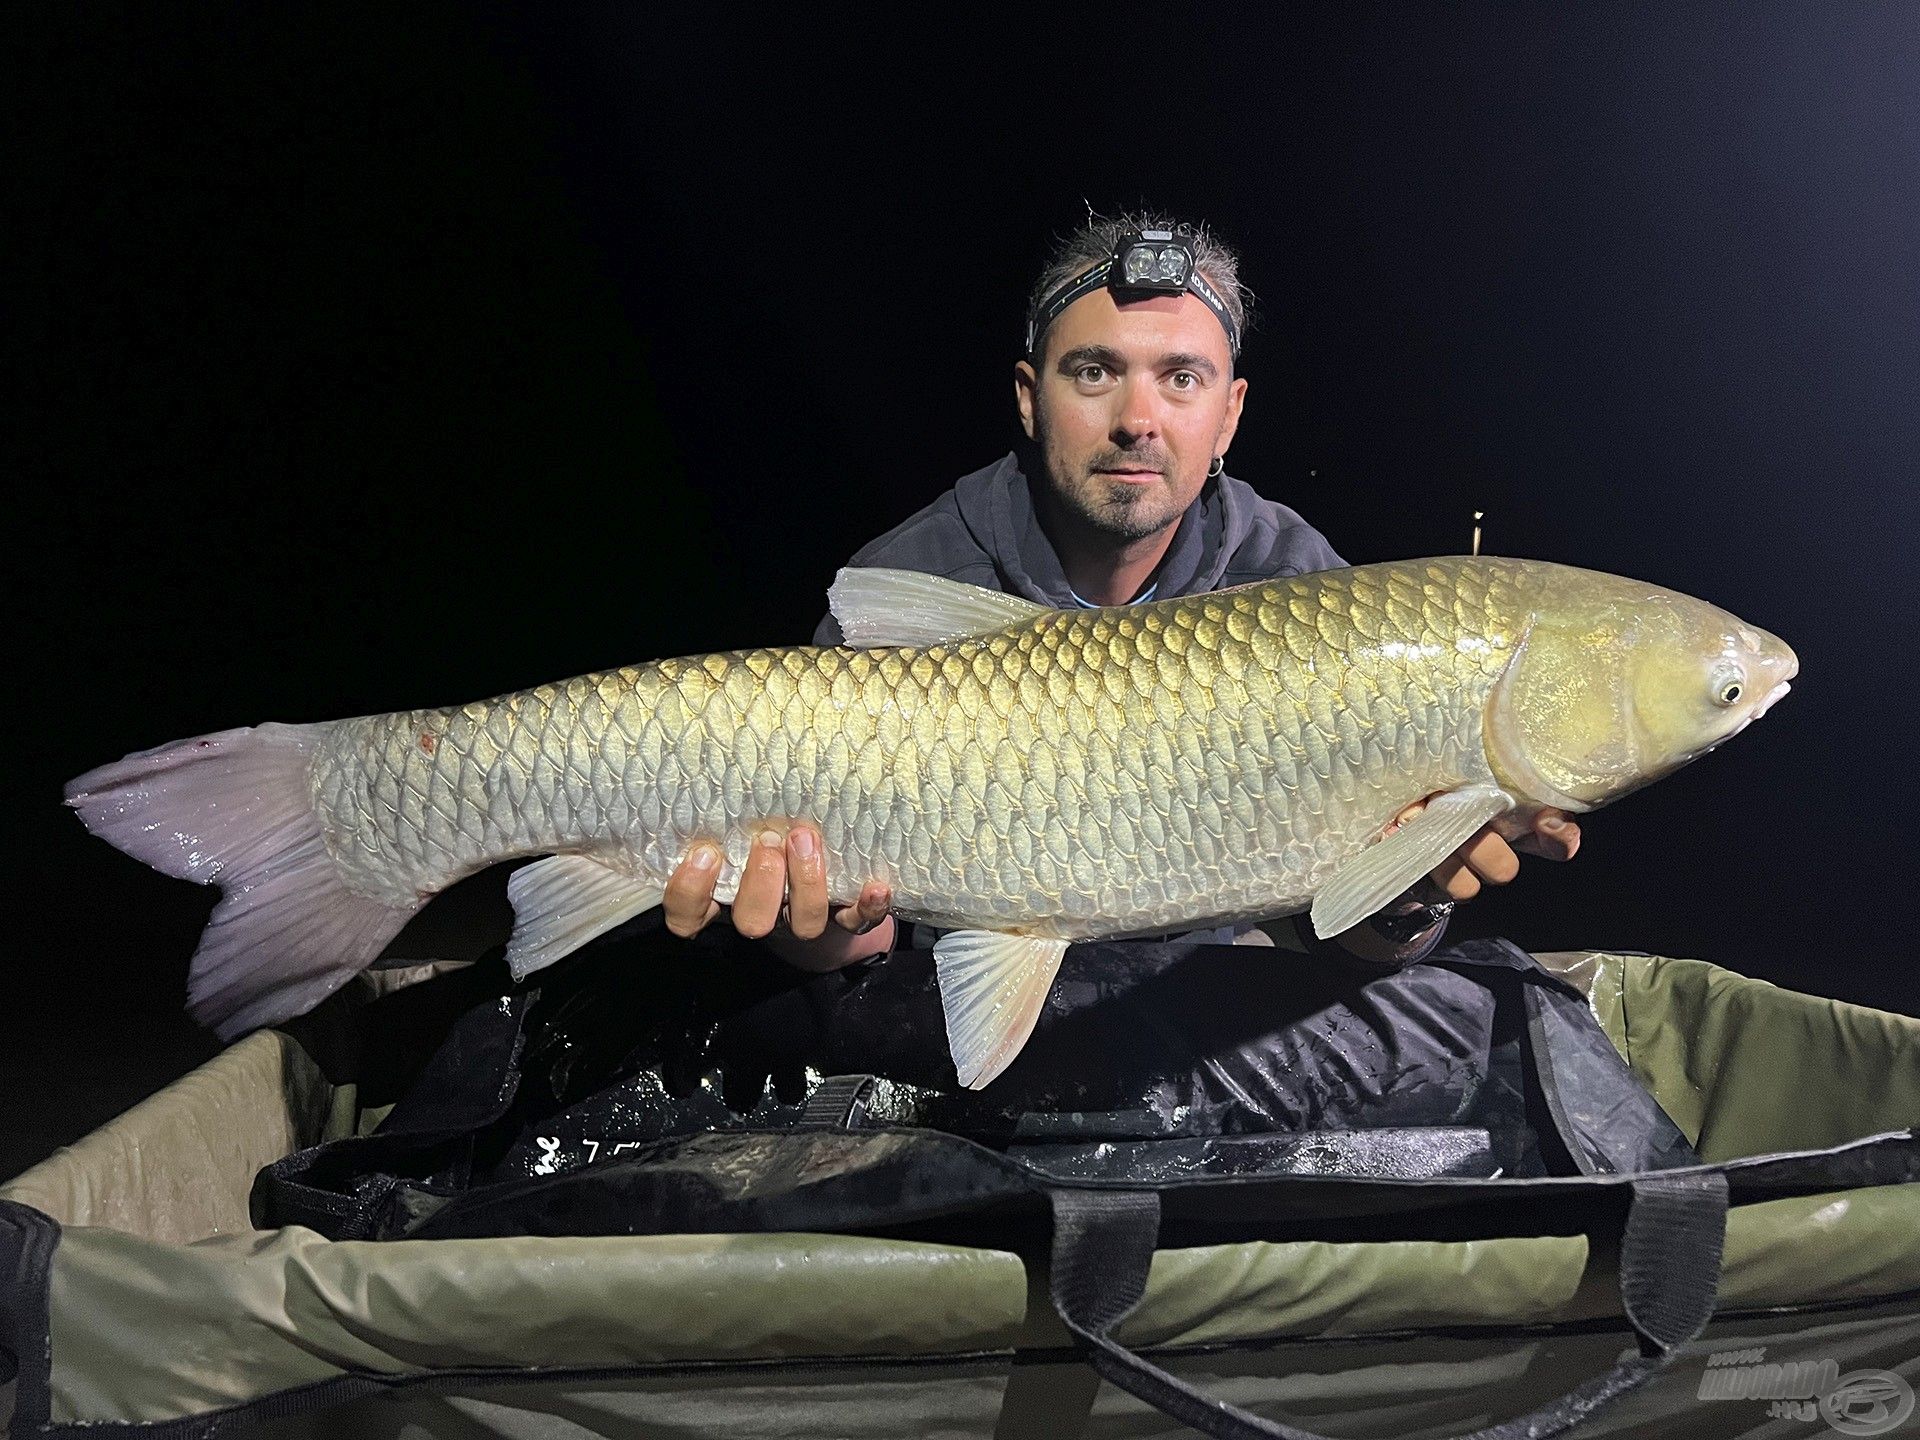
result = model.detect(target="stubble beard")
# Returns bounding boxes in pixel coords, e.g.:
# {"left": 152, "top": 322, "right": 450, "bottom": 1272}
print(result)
{"left": 1060, "top": 473, "right": 1184, "bottom": 541}
{"left": 1038, "top": 426, "right": 1191, "bottom": 544}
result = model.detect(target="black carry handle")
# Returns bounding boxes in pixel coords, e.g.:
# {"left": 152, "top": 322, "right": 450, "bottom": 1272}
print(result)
{"left": 1047, "top": 1171, "right": 1729, "bottom": 1440}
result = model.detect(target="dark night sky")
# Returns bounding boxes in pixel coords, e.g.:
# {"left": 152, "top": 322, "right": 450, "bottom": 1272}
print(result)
{"left": 11, "top": 5, "right": 1919, "bottom": 1177}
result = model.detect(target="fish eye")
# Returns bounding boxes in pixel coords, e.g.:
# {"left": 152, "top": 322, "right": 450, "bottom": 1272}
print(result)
{"left": 1720, "top": 682, "right": 1742, "bottom": 704}
{"left": 1710, "top": 664, "right": 1747, "bottom": 707}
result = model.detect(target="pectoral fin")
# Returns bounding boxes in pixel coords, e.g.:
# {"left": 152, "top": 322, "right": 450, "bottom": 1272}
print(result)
{"left": 504, "top": 855, "right": 664, "bottom": 981}
{"left": 1310, "top": 783, "right": 1516, "bottom": 940}
{"left": 933, "top": 930, "right": 1071, "bottom": 1090}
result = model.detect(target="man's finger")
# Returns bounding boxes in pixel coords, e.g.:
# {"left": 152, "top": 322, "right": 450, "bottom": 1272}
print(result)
{"left": 784, "top": 825, "right": 829, "bottom": 940}
{"left": 731, "top": 829, "right": 789, "bottom": 939}
{"left": 662, "top": 843, "right": 724, "bottom": 937}
{"left": 852, "top": 882, "right": 893, "bottom": 931}
{"left": 1431, "top": 855, "right": 1482, "bottom": 902}
{"left": 1459, "top": 829, "right": 1521, "bottom": 886}
{"left": 1514, "top": 812, "right": 1581, "bottom": 861}
{"left": 833, "top": 881, "right": 893, "bottom": 934}
{"left": 1385, "top": 797, "right": 1427, "bottom": 836}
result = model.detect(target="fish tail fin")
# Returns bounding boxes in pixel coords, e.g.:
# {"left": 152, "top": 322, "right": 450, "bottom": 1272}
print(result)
{"left": 65, "top": 722, "right": 422, "bottom": 1039}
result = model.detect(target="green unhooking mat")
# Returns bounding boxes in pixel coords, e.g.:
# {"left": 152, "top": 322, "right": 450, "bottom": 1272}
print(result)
{"left": 2, "top": 949, "right": 1916, "bottom": 1439}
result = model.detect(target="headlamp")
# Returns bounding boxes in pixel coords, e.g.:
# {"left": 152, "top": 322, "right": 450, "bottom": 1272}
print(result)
{"left": 1025, "top": 229, "right": 1241, "bottom": 360}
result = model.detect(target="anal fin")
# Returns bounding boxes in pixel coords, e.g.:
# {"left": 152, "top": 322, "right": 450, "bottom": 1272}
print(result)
{"left": 1310, "top": 783, "right": 1516, "bottom": 939}
{"left": 933, "top": 930, "right": 1071, "bottom": 1090}
{"left": 505, "top": 854, "right": 664, "bottom": 981}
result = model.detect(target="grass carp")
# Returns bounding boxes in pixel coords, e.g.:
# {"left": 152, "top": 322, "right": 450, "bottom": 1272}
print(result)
{"left": 67, "top": 557, "right": 1795, "bottom": 1087}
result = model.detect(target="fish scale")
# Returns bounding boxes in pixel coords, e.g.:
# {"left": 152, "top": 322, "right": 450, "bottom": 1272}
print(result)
{"left": 307, "top": 557, "right": 1519, "bottom": 938}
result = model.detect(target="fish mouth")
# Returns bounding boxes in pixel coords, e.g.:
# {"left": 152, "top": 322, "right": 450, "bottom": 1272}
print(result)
{"left": 1727, "top": 638, "right": 1797, "bottom": 737}
{"left": 1750, "top": 679, "right": 1791, "bottom": 720}
{"left": 1695, "top": 676, "right": 1794, "bottom": 758}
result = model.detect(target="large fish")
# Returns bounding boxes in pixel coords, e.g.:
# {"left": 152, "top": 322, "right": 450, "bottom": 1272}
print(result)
{"left": 68, "top": 558, "right": 1795, "bottom": 1087}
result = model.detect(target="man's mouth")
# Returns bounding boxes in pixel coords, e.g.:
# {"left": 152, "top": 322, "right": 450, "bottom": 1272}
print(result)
{"left": 1094, "top": 467, "right": 1162, "bottom": 485}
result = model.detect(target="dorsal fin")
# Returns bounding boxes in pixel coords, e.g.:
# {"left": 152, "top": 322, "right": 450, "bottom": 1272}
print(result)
{"left": 828, "top": 568, "right": 1049, "bottom": 648}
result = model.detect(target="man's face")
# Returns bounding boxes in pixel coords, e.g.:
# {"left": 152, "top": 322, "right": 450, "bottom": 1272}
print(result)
{"left": 1015, "top": 286, "right": 1247, "bottom": 543}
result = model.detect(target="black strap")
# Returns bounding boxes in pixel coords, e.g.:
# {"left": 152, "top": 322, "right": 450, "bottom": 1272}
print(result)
{"left": 0, "top": 1199, "right": 60, "bottom": 1434}
{"left": 1046, "top": 1170, "right": 1729, "bottom": 1440}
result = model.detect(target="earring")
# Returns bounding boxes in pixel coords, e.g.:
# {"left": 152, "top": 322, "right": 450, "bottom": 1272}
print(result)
{"left": 1207, "top": 456, "right": 1224, "bottom": 478}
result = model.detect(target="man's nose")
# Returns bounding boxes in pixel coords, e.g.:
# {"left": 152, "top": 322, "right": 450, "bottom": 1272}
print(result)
{"left": 1111, "top": 376, "right": 1163, "bottom": 444}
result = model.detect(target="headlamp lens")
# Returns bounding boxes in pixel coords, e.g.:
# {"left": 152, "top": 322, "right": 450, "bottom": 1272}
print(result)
{"left": 1118, "top": 240, "right": 1194, "bottom": 290}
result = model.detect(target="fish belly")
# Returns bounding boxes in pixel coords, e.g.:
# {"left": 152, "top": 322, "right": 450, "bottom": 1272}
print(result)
{"left": 309, "top": 562, "right": 1524, "bottom": 935}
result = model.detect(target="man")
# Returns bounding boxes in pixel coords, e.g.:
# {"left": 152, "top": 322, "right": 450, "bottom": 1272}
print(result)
{"left": 661, "top": 211, "right": 1579, "bottom": 970}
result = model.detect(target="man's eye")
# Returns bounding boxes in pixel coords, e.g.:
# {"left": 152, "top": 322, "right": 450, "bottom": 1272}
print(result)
{"left": 1168, "top": 371, "right": 1198, "bottom": 390}
{"left": 1076, "top": 365, "right": 1108, "bottom": 384}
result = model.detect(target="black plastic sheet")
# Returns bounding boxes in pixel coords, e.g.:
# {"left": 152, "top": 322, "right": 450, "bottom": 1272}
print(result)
{"left": 254, "top": 929, "right": 1700, "bottom": 1241}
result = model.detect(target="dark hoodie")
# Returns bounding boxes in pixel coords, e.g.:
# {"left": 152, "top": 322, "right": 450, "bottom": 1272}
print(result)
{"left": 810, "top": 451, "right": 1445, "bottom": 962}
{"left": 811, "top": 451, "right": 1346, "bottom": 644}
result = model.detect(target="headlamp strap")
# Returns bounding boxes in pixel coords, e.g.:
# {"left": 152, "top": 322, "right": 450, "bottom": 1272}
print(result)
{"left": 1025, "top": 259, "right": 1117, "bottom": 356}
{"left": 1185, "top": 269, "right": 1239, "bottom": 350}
{"left": 1026, "top": 232, "right": 1242, "bottom": 359}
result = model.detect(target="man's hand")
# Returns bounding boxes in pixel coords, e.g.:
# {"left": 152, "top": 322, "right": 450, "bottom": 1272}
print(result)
{"left": 1330, "top": 800, "right": 1581, "bottom": 965}
{"left": 1392, "top": 797, "right": 1582, "bottom": 900}
{"left": 662, "top": 825, "right": 895, "bottom": 971}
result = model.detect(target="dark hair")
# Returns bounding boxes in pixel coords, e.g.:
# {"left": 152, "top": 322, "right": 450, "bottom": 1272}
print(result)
{"left": 1025, "top": 207, "right": 1251, "bottom": 362}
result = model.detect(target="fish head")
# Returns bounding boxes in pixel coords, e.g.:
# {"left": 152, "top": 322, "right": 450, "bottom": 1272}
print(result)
{"left": 1487, "top": 571, "right": 1798, "bottom": 811}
